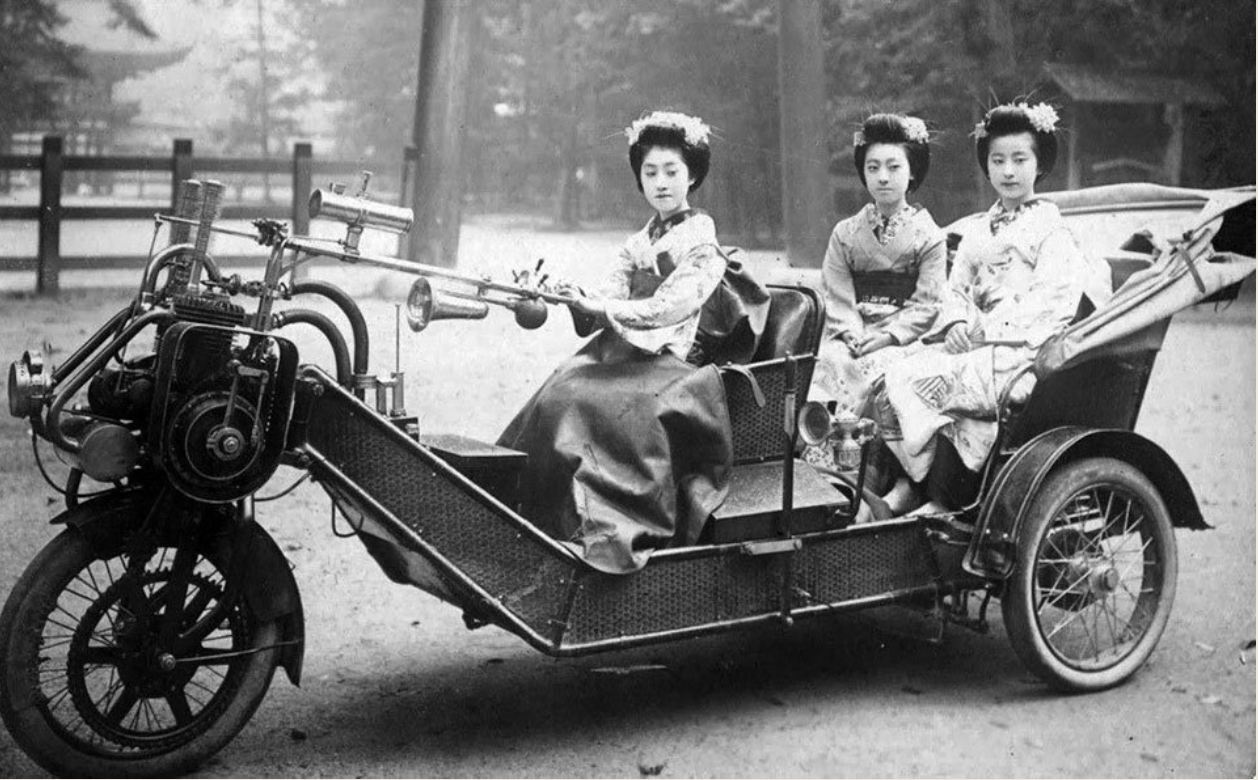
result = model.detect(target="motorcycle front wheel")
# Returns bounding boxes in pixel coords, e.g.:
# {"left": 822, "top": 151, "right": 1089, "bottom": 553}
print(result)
{"left": 0, "top": 524, "right": 281, "bottom": 778}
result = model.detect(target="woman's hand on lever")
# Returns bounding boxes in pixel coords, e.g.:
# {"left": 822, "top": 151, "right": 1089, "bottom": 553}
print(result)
{"left": 839, "top": 331, "right": 861, "bottom": 357}
{"left": 568, "top": 295, "right": 611, "bottom": 329}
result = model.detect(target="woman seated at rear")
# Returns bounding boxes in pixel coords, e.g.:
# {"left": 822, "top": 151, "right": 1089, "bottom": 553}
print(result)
{"left": 872, "top": 102, "right": 1111, "bottom": 509}
{"left": 498, "top": 110, "right": 742, "bottom": 574}
{"left": 810, "top": 113, "right": 946, "bottom": 416}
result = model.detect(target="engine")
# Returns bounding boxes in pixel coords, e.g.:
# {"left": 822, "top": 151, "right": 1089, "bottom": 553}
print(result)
{"left": 9, "top": 290, "right": 299, "bottom": 503}
{"left": 144, "top": 298, "right": 299, "bottom": 503}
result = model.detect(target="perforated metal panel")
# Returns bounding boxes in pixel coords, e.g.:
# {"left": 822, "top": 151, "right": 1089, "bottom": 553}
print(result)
{"left": 796, "top": 524, "right": 934, "bottom": 602}
{"left": 303, "top": 372, "right": 935, "bottom": 654}
{"left": 723, "top": 356, "right": 816, "bottom": 464}
{"left": 564, "top": 553, "right": 781, "bottom": 643}
{"left": 306, "top": 385, "right": 575, "bottom": 638}
{"left": 565, "top": 524, "right": 933, "bottom": 645}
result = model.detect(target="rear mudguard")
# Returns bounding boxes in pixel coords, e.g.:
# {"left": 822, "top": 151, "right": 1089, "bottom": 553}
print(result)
{"left": 964, "top": 426, "right": 1206, "bottom": 580}
{"left": 57, "top": 488, "right": 305, "bottom": 685}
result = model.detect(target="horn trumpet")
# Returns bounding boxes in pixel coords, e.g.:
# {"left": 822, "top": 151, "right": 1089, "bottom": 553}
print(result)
{"left": 405, "top": 276, "right": 557, "bottom": 332}
{"left": 406, "top": 277, "right": 490, "bottom": 332}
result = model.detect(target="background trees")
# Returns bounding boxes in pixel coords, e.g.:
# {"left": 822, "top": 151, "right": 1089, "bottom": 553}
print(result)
{"left": 283, "top": 0, "right": 1251, "bottom": 235}
{"left": 0, "top": 0, "right": 155, "bottom": 190}
{"left": 15, "top": 1, "right": 1254, "bottom": 238}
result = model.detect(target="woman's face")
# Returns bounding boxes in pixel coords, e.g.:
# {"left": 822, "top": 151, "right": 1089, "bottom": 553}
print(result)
{"left": 639, "top": 146, "right": 693, "bottom": 219}
{"left": 986, "top": 132, "right": 1038, "bottom": 209}
{"left": 863, "top": 142, "right": 912, "bottom": 212}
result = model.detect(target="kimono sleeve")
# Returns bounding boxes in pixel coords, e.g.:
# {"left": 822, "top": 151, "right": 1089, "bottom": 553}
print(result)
{"left": 595, "top": 242, "right": 636, "bottom": 300}
{"left": 821, "top": 224, "right": 863, "bottom": 339}
{"left": 981, "top": 227, "right": 1090, "bottom": 347}
{"left": 603, "top": 242, "right": 726, "bottom": 330}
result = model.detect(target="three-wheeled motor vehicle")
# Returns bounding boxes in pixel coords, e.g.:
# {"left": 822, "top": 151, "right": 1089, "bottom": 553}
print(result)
{"left": 1, "top": 180, "right": 1253, "bottom": 777}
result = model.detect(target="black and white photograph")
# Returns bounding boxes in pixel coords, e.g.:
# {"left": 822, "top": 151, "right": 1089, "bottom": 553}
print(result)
{"left": 0, "top": 0, "right": 1253, "bottom": 777}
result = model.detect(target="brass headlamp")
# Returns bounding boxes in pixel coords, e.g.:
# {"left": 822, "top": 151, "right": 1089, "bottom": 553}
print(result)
{"left": 308, "top": 172, "right": 415, "bottom": 252}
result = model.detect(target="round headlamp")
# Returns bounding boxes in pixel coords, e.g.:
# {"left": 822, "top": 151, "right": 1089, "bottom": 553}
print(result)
{"left": 8, "top": 350, "right": 49, "bottom": 418}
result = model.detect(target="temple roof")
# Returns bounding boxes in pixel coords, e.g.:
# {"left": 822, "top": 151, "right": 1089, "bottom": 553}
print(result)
{"left": 74, "top": 48, "right": 191, "bottom": 83}
{"left": 28, "top": 47, "right": 191, "bottom": 84}
{"left": 1044, "top": 62, "right": 1225, "bottom": 107}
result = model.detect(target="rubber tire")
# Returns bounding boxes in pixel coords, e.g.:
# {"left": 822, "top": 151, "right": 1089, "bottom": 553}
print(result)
{"left": 1001, "top": 457, "right": 1178, "bottom": 692}
{"left": 0, "top": 528, "right": 281, "bottom": 778}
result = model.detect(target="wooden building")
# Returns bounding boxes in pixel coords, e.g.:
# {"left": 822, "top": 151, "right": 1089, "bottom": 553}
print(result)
{"left": 1043, "top": 63, "right": 1226, "bottom": 189}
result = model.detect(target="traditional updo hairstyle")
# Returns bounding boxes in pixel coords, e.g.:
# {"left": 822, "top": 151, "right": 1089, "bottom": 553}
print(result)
{"left": 852, "top": 113, "right": 931, "bottom": 192}
{"left": 974, "top": 102, "right": 1060, "bottom": 182}
{"left": 626, "top": 111, "right": 712, "bottom": 193}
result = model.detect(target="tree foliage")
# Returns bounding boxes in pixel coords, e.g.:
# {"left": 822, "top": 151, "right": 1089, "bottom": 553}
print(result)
{"left": 0, "top": 1, "right": 158, "bottom": 135}
{"left": 287, "top": 0, "right": 1252, "bottom": 231}
{"left": 824, "top": 0, "right": 1255, "bottom": 221}
{"left": 0, "top": 1, "right": 81, "bottom": 143}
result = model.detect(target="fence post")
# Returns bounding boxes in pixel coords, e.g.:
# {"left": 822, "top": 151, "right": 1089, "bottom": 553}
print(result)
{"left": 290, "top": 142, "right": 313, "bottom": 282}
{"left": 171, "top": 138, "right": 193, "bottom": 212}
{"left": 36, "top": 135, "right": 63, "bottom": 295}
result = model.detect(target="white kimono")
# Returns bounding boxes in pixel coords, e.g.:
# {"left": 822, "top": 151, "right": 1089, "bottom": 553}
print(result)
{"left": 879, "top": 199, "right": 1111, "bottom": 481}
{"left": 596, "top": 210, "right": 726, "bottom": 360}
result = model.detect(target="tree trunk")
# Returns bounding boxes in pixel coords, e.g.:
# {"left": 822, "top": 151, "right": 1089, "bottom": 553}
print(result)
{"left": 776, "top": 0, "right": 831, "bottom": 267}
{"left": 555, "top": 119, "right": 581, "bottom": 229}
{"left": 408, "top": 0, "right": 476, "bottom": 268}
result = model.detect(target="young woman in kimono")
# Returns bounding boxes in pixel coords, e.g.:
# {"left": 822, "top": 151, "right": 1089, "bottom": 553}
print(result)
{"left": 810, "top": 113, "right": 946, "bottom": 413}
{"left": 874, "top": 103, "right": 1111, "bottom": 502}
{"left": 497, "top": 111, "right": 734, "bottom": 574}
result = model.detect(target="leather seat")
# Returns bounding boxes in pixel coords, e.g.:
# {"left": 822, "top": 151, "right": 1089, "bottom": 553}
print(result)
{"left": 721, "top": 285, "right": 826, "bottom": 465}
{"left": 751, "top": 285, "right": 826, "bottom": 361}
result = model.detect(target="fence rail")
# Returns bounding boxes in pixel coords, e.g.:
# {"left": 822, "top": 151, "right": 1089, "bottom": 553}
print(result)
{"left": 0, "top": 136, "right": 413, "bottom": 294}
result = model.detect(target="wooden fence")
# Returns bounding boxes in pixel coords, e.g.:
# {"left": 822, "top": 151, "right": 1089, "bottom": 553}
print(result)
{"left": 0, "top": 136, "right": 413, "bottom": 294}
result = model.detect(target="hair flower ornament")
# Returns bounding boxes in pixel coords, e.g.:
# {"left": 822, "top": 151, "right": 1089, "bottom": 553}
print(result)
{"left": 1020, "top": 102, "right": 1060, "bottom": 134}
{"left": 852, "top": 130, "right": 865, "bottom": 147}
{"left": 625, "top": 111, "right": 711, "bottom": 147}
{"left": 973, "top": 101, "right": 1060, "bottom": 139}
{"left": 900, "top": 116, "right": 930, "bottom": 143}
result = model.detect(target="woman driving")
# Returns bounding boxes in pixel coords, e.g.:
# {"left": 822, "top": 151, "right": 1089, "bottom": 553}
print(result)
{"left": 497, "top": 110, "right": 737, "bottom": 574}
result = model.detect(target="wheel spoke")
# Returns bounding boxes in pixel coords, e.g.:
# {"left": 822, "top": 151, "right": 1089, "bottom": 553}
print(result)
{"left": 1042, "top": 600, "right": 1092, "bottom": 642}
{"left": 79, "top": 644, "right": 126, "bottom": 666}
{"left": 158, "top": 546, "right": 198, "bottom": 646}
{"left": 187, "top": 676, "right": 222, "bottom": 698}
{"left": 44, "top": 684, "right": 72, "bottom": 710}
{"left": 182, "top": 584, "right": 218, "bottom": 629}
{"left": 104, "top": 685, "right": 137, "bottom": 726}
{"left": 1040, "top": 569, "right": 1092, "bottom": 612}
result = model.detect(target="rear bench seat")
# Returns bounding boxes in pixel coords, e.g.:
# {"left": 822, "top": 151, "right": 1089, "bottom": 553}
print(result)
{"left": 704, "top": 285, "right": 848, "bottom": 544}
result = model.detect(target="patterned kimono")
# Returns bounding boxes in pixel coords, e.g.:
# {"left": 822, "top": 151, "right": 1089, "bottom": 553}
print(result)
{"left": 877, "top": 199, "right": 1112, "bottom": 482}
{"left": 811, "top": 203, "right": 946, "bottom": 411}
{"left": 497, "top": 209, "right": 733, "bottom": 573}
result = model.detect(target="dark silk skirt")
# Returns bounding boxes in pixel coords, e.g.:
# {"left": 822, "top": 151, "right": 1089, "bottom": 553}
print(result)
{"left": 497, "top": 332, "right": 732, "bottom": 573}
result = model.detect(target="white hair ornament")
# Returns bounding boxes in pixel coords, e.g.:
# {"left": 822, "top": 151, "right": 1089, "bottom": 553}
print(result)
{"left": 972, "top": 101, "right": 1060, "bottom": 140}
{"left": 853, "top": 115, "right": 930, "bottom": 148}
{"left": 624, "top": 111, "right": 711, "bottom": 147}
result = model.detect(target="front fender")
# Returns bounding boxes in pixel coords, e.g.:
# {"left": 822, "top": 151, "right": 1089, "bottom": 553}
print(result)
{"left": 964, "top": 427, "right": 1206, "bottom": 580}
{"left": 60, "top": 489, "right": 306, "bottom": 686}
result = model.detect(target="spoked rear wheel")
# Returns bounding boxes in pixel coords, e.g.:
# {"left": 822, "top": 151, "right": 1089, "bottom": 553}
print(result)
{"left": 0, "top": 524, "right": 281, "bottom": 777}
{"left": 1001, "top": 457, "right": 1177, "bottom": 692}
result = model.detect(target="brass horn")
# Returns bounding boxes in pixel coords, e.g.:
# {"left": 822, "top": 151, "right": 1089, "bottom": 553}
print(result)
{"left": 406, "top": 277, "right": 489, "bottom": 332}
